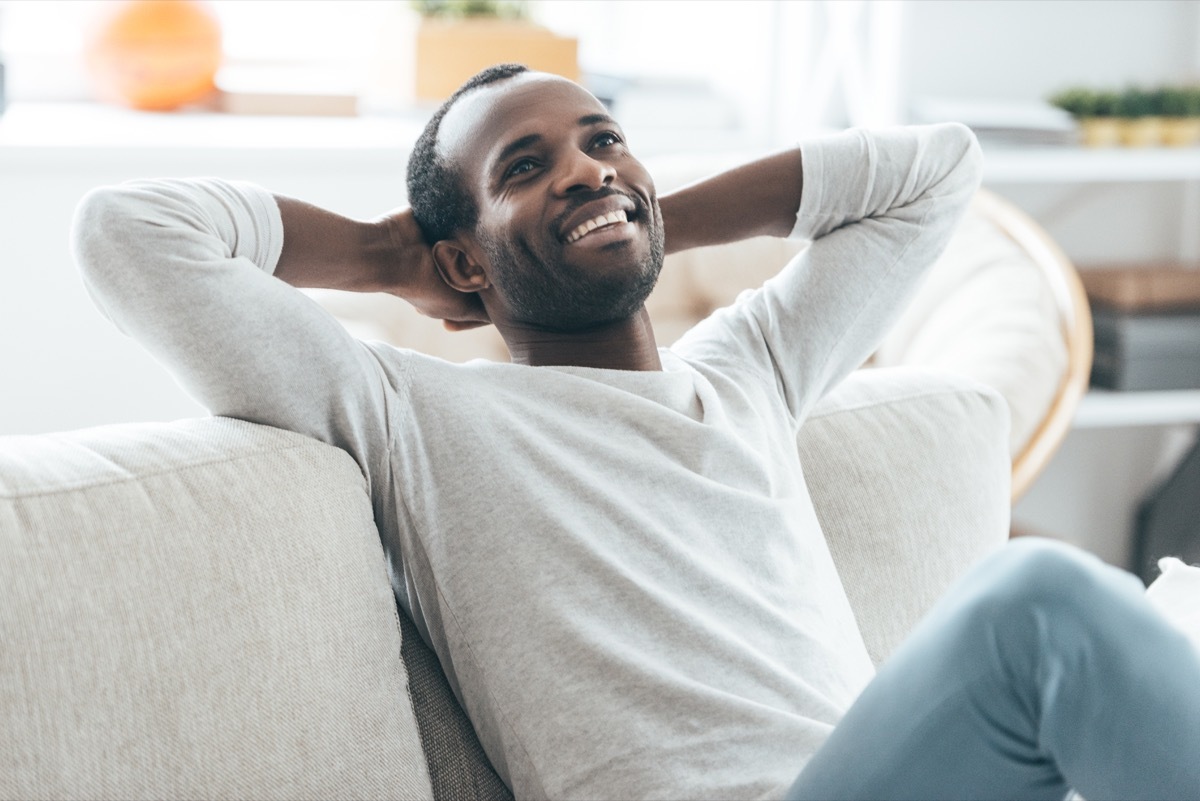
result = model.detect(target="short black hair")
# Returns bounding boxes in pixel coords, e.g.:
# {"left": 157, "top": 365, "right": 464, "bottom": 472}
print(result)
{"left": 406, "top": 63, "right": 530, "bottom": 244}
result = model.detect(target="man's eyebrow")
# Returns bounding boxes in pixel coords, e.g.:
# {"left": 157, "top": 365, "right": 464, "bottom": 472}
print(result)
{"left": 577, "top": 113, "right": 617, "bottom": 127}
{"left": 495, "top": 133, "right": 543, "bottom": 168}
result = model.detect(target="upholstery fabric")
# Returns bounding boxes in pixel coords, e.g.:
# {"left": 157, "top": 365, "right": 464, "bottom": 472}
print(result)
{"left": 0, "top": 419, "right": 432, "bottom": 800}
{"left": 398, "top": 609, "right": 513, "bottom": 800}
{"left": 0, "top": 368, "right": 1010, "bottom": 798}
{"left": 798, "top": 367, "right": 1012, "bottom": 666}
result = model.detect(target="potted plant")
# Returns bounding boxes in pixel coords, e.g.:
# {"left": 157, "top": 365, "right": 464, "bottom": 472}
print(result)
{"left": 412, "top": 0, "right": 578, "bottom": 102}
{"left": 1115, "top": 85, "right": 1162, "bottom": 147}
{"left": 1160, "top": 85, "right": 1200, "bottom": 147}
{"left": 1049, "top": 87, "right": 1120, "bottom": 147}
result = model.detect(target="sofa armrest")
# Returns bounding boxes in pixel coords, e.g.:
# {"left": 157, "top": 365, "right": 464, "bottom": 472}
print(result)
{"left": 0, "top": 418, "right": 434, "bottom": 799}
{"left": 798, "top": 367, "right": 1012, "bottom": 667}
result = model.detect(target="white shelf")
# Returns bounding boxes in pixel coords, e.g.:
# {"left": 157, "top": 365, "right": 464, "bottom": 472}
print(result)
{"left": 979, "top": 144, "right": 1200, "bottom": 431}
{"left": 1074, "top": 389, "right": 1200, "bottom": 428}
{"left": 983, "top": 144, "right": 1200, "bottom": 184}
{"left": 0, "top": 100, "right": 760, "bottom": 169}
{"left": 0, "top": 102, "right": 427, "bottom": 170}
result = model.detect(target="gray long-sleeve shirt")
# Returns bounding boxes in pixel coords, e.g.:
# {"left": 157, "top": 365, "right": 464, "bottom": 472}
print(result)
{"left": 73, "top": 123, "right": 982, "bottom": 800}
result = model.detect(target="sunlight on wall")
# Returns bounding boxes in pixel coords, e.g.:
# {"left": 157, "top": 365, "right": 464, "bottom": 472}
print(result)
{"left": 533, "top": 0, "right": 779, "bottom": 147}
{"left": 0, "top": 0, "right": 895, "bottom": 148}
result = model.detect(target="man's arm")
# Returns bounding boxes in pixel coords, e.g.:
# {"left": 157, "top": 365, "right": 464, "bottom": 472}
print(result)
{"left": 670, "top": 123, "right": 984, "bottom": 422}
{"left": 270, "top": 196, "right": 488, "bottom": 329}
{"left": 658, "top": 148, "right": 804, "bottom": 254}
{"left": 71, "top": 179, "right": 431, "bottom": 481}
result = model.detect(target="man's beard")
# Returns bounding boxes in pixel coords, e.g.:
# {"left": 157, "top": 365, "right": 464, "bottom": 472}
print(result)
{"left": 481, "top": 204, "right": 665, "bottom": 333}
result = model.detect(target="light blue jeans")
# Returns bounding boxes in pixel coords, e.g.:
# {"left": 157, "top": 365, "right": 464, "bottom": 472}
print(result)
{"left": 787, "top": 538, "right": 1200, "bottom": 801}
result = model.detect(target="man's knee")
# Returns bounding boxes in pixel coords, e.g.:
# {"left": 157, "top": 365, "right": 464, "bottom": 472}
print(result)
{"left": 970, "top": 538, "right": 1142, "bottom": 628}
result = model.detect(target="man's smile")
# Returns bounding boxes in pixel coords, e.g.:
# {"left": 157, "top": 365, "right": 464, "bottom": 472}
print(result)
{"left": 556, "top": 192, "right": 640, "bottom": 244}
{"left": 565, "top": 209, "right": 632, "bottom": 245}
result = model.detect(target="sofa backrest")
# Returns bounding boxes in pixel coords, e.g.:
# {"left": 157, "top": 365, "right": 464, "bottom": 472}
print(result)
{"left": 802, "top": 367, "right": 1011, "bottom": 665}
{"left": 0, "top": 367, "right": 1009, "bottom": 799}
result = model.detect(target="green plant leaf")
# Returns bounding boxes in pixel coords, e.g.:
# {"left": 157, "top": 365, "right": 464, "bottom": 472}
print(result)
{"left": 411, "top": 0, "right": 529, "bottom": 18}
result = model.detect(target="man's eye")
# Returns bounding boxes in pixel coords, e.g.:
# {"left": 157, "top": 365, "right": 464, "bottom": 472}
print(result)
{"left": 594, "top": 132, "right": 621, "bottom": 148}
{"left": 506, "top": 159, "right": 536, "bottom": 178}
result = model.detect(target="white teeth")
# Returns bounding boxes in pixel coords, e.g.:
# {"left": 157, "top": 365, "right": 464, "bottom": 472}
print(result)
{"left": 567, "top": 209, "right": 628, "bottom": 243}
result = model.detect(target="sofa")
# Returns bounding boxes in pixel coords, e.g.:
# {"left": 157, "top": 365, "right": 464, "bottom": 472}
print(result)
{"left": 0, "top": 364, "right": 1011, "bottom": 800}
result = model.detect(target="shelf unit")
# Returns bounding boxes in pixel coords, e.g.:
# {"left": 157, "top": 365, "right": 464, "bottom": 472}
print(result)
{"left": 981, "top": 141, "right": 1200, "bottom": 431}
{"left": 0, "top": 102, "right": 425, "bottom": 171}
{"left": 1075, "top": 389, "right": 1200, "bottom": 429}
{"left": 983, "top": 144, "right": 1200, "bottom": 184}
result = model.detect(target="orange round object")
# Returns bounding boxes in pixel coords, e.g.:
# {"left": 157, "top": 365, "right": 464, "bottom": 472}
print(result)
{"left": 86, "top": 0, "right": 222, "bottom": 111}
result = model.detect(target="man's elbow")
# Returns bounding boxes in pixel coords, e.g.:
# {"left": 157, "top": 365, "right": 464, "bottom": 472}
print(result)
{"left": 71, "top": 187, "right": 120, "bottom": 271}
{"left": 944, "top": 121, "right": 984, "bottom": 192}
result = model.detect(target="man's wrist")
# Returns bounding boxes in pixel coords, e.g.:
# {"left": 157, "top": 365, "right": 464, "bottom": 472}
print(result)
{"left": 356, "top": 218, "right": 401, "bottom": 294}
{"left": 368, "top": 209, "right": 430, "bottom": 297}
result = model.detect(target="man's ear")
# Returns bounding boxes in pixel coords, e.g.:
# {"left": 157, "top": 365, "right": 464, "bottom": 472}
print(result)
{"left": 431, "top": 240, "right": 490, "bottom": 293}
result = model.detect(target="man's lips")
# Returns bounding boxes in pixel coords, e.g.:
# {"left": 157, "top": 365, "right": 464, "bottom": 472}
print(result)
{"left": 565, "top": 216, "right": 638, "bottom": 249}
{"left": 565, "top": 208, "right": 630, "bottom": 244}
{"left": 557, "top": 195, "right": 638, "bottom": 244}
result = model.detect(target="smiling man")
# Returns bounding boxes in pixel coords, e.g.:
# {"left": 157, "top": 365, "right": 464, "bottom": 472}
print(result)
{"left": 73, "top": 65, "right": 1200, "bottom": 800}
{"left": 420, "top": 75, "right": 666, "bottom": 340}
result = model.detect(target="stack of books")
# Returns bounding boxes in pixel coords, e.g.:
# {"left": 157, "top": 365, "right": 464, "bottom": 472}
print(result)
{"left": 1082, "top": 266, "right": 1200, "bottom": 391}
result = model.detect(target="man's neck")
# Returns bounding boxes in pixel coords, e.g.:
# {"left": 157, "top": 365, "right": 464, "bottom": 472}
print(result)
{"left": 500, "top": 306, "right": 662, "bottom": 371}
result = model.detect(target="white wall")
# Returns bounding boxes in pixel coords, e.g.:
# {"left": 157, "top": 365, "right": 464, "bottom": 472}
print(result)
{"left": 904, "top": 0, "right": 1199, "bottom": 101}
{"left": 0, "top": 147, "right": 409, "bottom": 435}
{"left": 534, "top": 0, "right": 781, "bottom": 149}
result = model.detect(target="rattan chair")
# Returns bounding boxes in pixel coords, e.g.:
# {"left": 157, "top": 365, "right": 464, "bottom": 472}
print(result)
{"left": 971, "top": 189, "right": 1093, "bottom": 502}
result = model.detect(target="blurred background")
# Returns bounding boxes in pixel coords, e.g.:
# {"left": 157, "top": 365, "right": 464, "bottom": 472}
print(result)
{"left": 2, "top": 0, "right": 1199, "bottom": 571}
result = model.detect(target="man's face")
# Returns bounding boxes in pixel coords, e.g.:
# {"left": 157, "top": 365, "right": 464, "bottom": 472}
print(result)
{"left": 438, "top": 74, "right": 665, "bottom": 332}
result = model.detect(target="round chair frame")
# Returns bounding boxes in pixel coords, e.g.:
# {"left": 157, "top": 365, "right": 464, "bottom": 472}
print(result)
{"left": 972, "top": 189, "right": 1094, "bottom": 503}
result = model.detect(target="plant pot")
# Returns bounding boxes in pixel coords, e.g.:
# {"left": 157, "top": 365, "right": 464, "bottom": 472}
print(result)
{"left": 1118, "top": 117, "right": 1164, "bottom": 147}
{"left": 415, "top": 18, "right": 578, "bottom": 103}
{"left": 1161, "top": 117, "right": 1200, "bottom": 147}
{"left": 1080, "top": 117, "right": 1122, "bottom": 147}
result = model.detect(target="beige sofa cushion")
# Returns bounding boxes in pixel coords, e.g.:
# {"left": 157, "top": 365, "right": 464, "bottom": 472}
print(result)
{"left": 799, "top": 367, "right": 1012, "bottom": 666}
{"left": 0, "top": 419, "right": 431, "bottom": 801}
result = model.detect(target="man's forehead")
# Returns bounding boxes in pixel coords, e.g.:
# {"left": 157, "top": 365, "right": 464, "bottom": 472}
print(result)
{"left": 437, "top": 73, "right": 607, "bottom": 165}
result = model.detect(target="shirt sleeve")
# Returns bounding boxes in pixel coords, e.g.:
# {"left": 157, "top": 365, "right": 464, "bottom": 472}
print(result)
{"left": 70, "top": 177, "right": 398, "bottom": 488}
{"left": 672, "top": 122, "right": 983, "bottom": 424}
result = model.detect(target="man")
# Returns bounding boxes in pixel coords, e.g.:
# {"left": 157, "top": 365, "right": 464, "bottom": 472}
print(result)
{"left": 73, "top": 65, "right": 1199, "bottom": 800}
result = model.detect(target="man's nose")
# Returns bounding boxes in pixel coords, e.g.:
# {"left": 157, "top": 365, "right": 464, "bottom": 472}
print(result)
{"left": 554, "top": 150, "right": 615, "bottom": 195}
